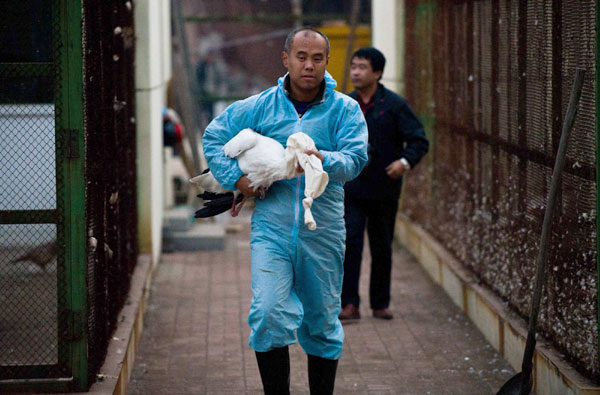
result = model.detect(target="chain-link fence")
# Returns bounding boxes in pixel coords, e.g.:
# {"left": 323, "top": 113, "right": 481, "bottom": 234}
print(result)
{"left": 0, "top": 0, "right": 68, "bottom": 383}
{"left": 0, "top": 0, "right": 138, "bottom": 390}
{"left": 402, "top": 0, "right": 597, "bottom": 381}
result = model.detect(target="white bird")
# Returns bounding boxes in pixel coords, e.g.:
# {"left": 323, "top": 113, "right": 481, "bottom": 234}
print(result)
{"left": 223, "top": 128, "right": 295, "bottom": 191}
{"left": 190, "top": 128, "right": 329, "bottom": 229}
{"left": 190, "top": 128, "right": 295, "bottom": 217}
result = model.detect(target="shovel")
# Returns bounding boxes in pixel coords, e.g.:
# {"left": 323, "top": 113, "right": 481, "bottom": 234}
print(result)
{"left": 496, "top": 68, "right": 585, "bottom": 395}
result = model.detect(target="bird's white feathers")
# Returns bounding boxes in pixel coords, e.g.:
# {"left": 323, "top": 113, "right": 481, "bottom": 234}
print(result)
{"left": 189, "top": 171, "right": 229, "bottom": 194}
{"left": 190, "top": 128, "right": 292, "bottom": 194}
{"left": 190, "top": 128, "right": 329, "bottom": 229}
{"left": 222, "top": 128, "right": 293, "bottom": 190}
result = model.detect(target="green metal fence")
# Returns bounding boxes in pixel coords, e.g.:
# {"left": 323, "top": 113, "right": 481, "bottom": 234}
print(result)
{"left": 1, "top": 0, "right": 138, "bottom": 391}
{"left": 0, "top": 0, "right": 86, "bottom": 391}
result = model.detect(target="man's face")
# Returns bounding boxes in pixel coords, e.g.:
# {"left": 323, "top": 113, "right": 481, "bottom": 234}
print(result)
{"left": 350, "top": 57, "right": 381, "bottom": 90}
{"left": 282, "top": 32, "right": 329, "bottom": 98}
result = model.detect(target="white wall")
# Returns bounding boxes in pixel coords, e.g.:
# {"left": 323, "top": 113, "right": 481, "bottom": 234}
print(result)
{"left": 134, "top": 0, "right": 172, "bottom": 264}
{"left": 372, "top": 0, "right": 405, "bottom": 94}
{"left": 161, "top": 0, "right": 172, "bottom": 82}
{"left": 0, "top": 105, "right": 56, "bottom": 249}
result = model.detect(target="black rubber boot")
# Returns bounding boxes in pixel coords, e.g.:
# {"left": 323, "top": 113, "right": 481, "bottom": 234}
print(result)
{"left": 255, "top": 346, "right": 290, "bottom": 395}
{"left": 307, "top": 354, "right": 339, "bottom": 395}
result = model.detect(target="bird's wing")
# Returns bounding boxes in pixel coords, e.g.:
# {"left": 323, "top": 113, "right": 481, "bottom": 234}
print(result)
{"left": 245, "top": 153, "right": 287, "bottom": 190}
{"left": 237, "top": 134, "right": 287, "bottom": 189}
{"left": 222, "top": 128, "right": 258, "bottom": 158}
{"left": 194, "top": 129, "right": 290, "bottom": 217}
{"left": 191, "top": 168, "right": 245, "bottom": 218}
{"left": 194, "top": 192, "right": 244, "bottom": 218}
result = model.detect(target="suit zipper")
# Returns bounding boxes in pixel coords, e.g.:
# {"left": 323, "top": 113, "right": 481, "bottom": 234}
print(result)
{"left": 292, "top": 114, "right": 303, "bottom": 240}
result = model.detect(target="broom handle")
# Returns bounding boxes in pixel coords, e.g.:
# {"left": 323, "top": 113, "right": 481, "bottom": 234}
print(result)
{"left": 520, "top": 69, "right": 585, "bottom": 389}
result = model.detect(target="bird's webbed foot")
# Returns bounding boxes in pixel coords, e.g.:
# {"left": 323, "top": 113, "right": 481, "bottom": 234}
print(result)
{"left": 231, "top": 195, "right": 247, "bottom": 217}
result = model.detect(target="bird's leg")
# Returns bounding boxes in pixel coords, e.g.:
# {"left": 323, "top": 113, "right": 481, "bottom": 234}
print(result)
{"left": 231, "top": 195, "right": 247, "bottom": 217}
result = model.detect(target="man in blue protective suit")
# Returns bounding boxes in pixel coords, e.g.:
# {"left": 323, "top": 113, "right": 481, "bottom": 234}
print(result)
{"left": 202, "top": 28, "right": 368, "bottom": 394}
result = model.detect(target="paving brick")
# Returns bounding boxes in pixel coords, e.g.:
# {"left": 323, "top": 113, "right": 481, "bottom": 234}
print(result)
{"left": 128, "top": 210, "right": 515, "bottom": 394}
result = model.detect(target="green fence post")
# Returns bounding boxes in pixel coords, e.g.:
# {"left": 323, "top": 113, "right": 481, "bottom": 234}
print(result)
{"left": 60, "top": 0, "right": 87, "bottom": 390}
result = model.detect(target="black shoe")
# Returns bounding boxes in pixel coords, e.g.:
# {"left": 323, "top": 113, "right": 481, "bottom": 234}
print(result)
{"left": 307, "top": 354, "right": 338, "bottom": 395}
{"left": 338, "top": 304, "right": 360, "bottom": 320}
{"left": 255, "top": 346, "right": 290, "bottom": 395}
{"left": 373, "top": 308, "right": 394, "bottom": 320}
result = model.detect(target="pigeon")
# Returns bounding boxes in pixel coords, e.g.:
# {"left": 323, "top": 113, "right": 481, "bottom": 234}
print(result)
{"left": 191, "top": 129, "right": 329, "bottom": 229}
{"left": 11, "top": 241, "right": 58, "bottom": 272}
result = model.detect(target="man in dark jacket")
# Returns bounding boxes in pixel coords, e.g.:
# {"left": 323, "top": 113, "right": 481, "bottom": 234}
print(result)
{"left": 340, "top": 47, "right": 429, "bottom": 320}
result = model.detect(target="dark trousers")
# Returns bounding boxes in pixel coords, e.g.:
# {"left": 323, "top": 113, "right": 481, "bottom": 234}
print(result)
{"left": 341, "top": 198, "right": 398, "bottom": 310}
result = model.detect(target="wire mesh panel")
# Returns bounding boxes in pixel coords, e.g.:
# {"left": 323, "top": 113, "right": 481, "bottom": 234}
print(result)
{"left": 403, "top": 0, "right": 598, "bottom": 381}
{"left": 0, "top": 225, "right": 58, "bottom": 366}
{"left": 1, "top": 0, "right": 137, "bottom": 390}
{"left": 0, "top": 0, "right": 69, "bottom": 383}
{"left": 0, "top": 105, "right": 56, "bottom": 210}
{"left": 82, "top": 0, "right": 138, "bottom": 386}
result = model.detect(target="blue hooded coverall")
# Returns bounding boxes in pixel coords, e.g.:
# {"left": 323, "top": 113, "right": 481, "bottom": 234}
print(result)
{"left": 203, "top": 72, "right": 368, "bottom": 360}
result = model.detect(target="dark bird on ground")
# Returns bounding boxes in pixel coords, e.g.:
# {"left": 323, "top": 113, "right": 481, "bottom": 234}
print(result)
{"left": 11, "top": 241, "right": 58, "bottom": 272}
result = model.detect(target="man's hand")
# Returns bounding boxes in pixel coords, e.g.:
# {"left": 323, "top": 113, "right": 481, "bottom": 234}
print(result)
{"left": 385, "top": 159, "right": 407, "bottom": 179}
{"left": 296, "top": 149, "right": 324, "bottom": 173}
{"left": 235, "top": 176, "right": 259, "bottom": 197}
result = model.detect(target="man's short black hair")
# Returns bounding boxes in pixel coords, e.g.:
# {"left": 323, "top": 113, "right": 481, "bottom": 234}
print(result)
{"left": 352, "top": 47, "right": 386, "bottom": 75}
{"left": 284, "top": 27, "right": 330, "bottom": 55}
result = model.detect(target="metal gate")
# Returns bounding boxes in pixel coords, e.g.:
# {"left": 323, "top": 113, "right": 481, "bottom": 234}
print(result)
{"left": 0, "top": 0, "right": 88, "bottom": 391}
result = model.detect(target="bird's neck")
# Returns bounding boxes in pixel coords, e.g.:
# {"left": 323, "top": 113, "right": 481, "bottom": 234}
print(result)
{"left": 283, "top": 151, "right": 299, "bottom": 179}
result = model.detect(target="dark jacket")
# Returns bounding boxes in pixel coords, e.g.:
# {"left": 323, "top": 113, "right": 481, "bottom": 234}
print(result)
{"left": 344, "top": 83, "right": 429, "bottom": 201}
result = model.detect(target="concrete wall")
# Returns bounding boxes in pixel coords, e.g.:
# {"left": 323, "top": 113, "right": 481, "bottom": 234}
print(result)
{"left": 371, "top": 0, "right": 405, "bottom": 94}
{"left": 134, "top": 0, "right": 172, "bottom": 264}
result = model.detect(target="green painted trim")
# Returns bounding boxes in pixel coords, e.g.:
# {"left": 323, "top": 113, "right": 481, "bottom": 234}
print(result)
{"left": 596, "top": 0, "right": 600, "bottom": 379}
{"left": 59, "top": 0, "right": 87, "bottom": 390}
{"left": 416, "top": 112, "right": 436, "bottom": 148}
{"left": 0, "top": 210, "right": 57, "bottom": 224}
{"left": 54, "top": 0, "right": 69, "bottom": 381}
{"left": 0, "top": 62, "right": 53, "bottom": 77}
{"left": 415, "top": 1, "right": 438, "bottom": 20}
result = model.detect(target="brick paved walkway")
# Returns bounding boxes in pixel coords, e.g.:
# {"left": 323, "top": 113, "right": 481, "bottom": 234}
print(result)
{"left": 128, "top": 211, "right": 515, "bottom": 394}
